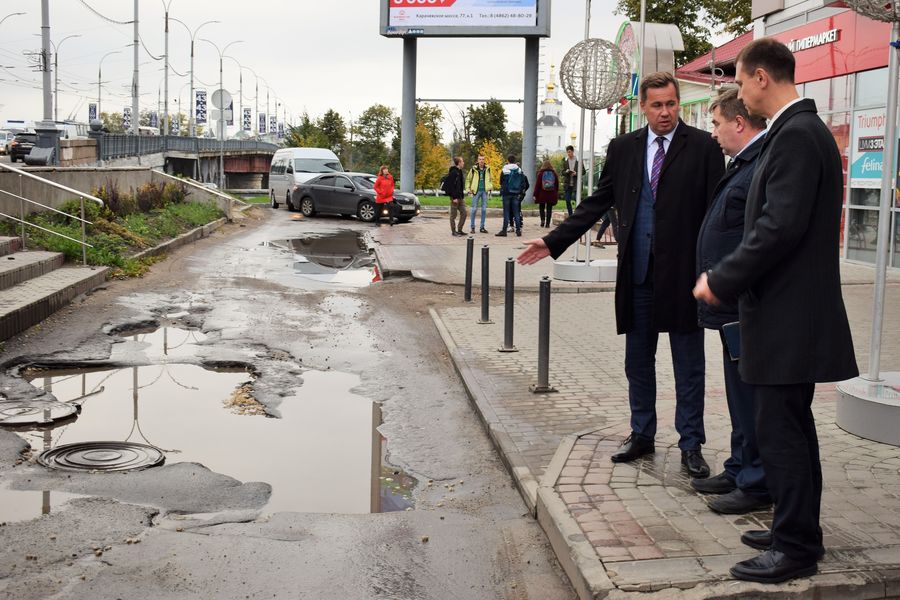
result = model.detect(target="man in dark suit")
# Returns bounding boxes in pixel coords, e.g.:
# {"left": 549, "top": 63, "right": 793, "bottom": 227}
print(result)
{"left": 694, "top": 38, "right": 858, "bottom": 584}
{"left": 518, "top": 72, "right": 725, "bottom": 478}
{"left": 692, "top": 87, "right": 771, "bottom": 515}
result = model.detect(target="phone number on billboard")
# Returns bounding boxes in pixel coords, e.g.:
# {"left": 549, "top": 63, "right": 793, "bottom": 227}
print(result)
{"left": 390, "top": 0, "right": 456, "bottom": 5}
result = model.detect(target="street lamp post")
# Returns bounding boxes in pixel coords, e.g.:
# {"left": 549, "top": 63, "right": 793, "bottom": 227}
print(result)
{"left": 224, "top": 56, "right": 244, "bottom": 135}
{"left": 98, "top": 49, "right": 124, "bottom": 120}
{"left": 161, "top": 0, "right": 174, "bottom": 138}
{"left": 240, "top": 65, "right": 260, "bottom": 136}
{"left": 201, "top": 38, "right": 242, "bottom": 189}
{"left": 52, "top": 35, "right": 81, "bottom": 122}
{"left": 169, "top": 17, "right": 217, "bottom": 137}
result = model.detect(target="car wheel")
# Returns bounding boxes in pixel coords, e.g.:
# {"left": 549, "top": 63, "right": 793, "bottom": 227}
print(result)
{"left": 270, "top": 191, "right": 279, "bottom": 209}
{"left": 357, "top": 200, "right": 376, "bottom": 222}
{"left": 300, "top": 197, "right": 316, "bottom": 217}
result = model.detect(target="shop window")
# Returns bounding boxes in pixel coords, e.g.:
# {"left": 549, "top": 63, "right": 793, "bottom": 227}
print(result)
{"left": 846, "top": 207, "right": 879, "bottom": 262}
{"left": 855, "top": 68, "right": 888, "bottom": 108}
{"left": 850, "top": 187, "right": 881, "bottom": 207}
{"left": 823, "top": 112, "right": 851, "bottom": 186}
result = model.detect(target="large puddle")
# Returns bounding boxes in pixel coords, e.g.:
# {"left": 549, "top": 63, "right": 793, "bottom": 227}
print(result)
{"left": 2, "top": 327, "right": 415, "bottom": 521}
{"left": 263, "top": 230, "right": 381, "bottom": 287}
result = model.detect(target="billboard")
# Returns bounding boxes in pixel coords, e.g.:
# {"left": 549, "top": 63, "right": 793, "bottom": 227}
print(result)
{"left": 195, "top": 90, "right": 207, "bottom": 124}
{"left": 850, "top": 108, "right": 885, "bottom": 189}
{"left": 380, "top": 0, "right": 550, "bottom": 37}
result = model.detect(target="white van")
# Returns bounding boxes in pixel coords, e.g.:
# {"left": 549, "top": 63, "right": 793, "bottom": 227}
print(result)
{"left": 269, "top": 147, "right": 343, "bottom": 209}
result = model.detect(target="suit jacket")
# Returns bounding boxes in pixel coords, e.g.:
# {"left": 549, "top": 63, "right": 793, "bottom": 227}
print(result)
{"left": 544, "top": 120, "right": 725, "bottom": 334}
{"left": 707, "top": 99, "right": 858, "bottom": 385}
{"left": 696, "top": 135, "right": 764, "bottom": 329}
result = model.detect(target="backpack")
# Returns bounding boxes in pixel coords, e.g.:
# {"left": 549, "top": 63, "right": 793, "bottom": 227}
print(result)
{"left": 506, "top": 168, "right": 523, "bottom": 194}
{"left": 541, "top": 170, "right": 557, "bottom": 191}
{"left": 439, "top": 174, "right": 448, "bottom": 195}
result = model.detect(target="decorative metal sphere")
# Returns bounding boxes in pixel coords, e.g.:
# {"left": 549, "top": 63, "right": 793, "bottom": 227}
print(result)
{"left": 560, "top": 39, "right": 632, "bottom": 111}
{"left": 844, "top": 0, "right": 899, "bottom": 22}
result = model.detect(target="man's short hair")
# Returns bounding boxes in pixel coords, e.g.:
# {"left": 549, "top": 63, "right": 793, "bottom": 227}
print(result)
{"left": 639, "top": 72, "right": 680, "bottom": 103}
{"left": 565, "top": 145, "right": 574, "bottom": 152}
{"left": 507, "top": 154, "right": 516, "bottom": 163}
{"left": 736, "top": 37, "right": 795, "bottom": 84}
{"left": 710, "top": 87, "right": 767, "bottom": 130}
{"left": 453, "top": 156, "right": 463, "bottom": 166}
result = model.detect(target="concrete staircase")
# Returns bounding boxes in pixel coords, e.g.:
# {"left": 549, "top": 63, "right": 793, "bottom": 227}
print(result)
{"left": 0, "top": 236, "right": 108, "bottom": 341}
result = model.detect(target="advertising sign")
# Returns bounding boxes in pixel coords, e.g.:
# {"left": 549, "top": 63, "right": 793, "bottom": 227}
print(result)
{"left": 381, "top": 0, "right": 549, "bottom": 37}
{"left": 195, "top": 90, "right": 207, "bottom": 124}
{"left": 171, "top": 118, "right": 180, "bottom": 135}
{"left": 269, "top": 115, "right": 277, "bottom": 134}
{"left": 258, "top": 112, "right": 266, "bottom": 134}
{"left": 123, "top": 107, "right": 132, "bottom": 130}
{"left": 243, "top": 108, "right": 252, "bottom": 131}
{"left": 88, "top": 103, "right": 97, "bottom": 121}
{"left": 850, "top": 108, "right": 885, "bottom": 189}
{"left": 226, "top": 100, "right": 234, "bottom": 126}
{"left": 278, "top": 122, "right": 284, "bottom": 138}
{"left": 149, "top": 111, "right": 158, "bottom": 128}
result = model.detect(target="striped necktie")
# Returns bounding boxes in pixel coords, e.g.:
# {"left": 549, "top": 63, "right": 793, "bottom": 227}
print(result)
{"left": 650, "top": 137, "right": 665, "bottom": 200}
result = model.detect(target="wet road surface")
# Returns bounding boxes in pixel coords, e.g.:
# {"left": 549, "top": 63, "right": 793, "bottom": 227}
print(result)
{"left": 0, "top": 207, "right": 575, "bottom": 599}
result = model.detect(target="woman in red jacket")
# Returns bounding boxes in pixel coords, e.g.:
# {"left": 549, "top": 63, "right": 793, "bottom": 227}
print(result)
{"left": 533, "top": 159, "right": 559, "bottom": 228}
{"left": 373, "top": 165, "right": 396, "bottom": 226}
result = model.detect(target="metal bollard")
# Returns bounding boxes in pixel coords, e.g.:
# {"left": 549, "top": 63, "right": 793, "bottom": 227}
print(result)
{"left": 464, "top": 236, "right": 474, "bottom": 302}
{"left": 477, "top": 245, "right": 493, "bottom": 324}
{"left": 530, "top": 276, "right": 557, "bottom": 393}
{"left": 498, "top": 257, "right": 518, "bottom": 352}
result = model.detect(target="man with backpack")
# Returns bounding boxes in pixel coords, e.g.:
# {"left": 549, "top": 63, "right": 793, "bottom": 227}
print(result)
{"left": 498, "top": 155, "right": 527, "bottom": 237}
{"left": 466, "top": 154, "right": 493, "bottom": 234}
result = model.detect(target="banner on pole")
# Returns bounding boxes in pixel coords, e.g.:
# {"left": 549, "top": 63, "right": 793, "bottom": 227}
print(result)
{"left": 88, "top": 103, "right": 97, "bottom": 121}
{"left": 149, "top": 111, "right": 158, "bottom": 128}
{"left": 226, "top": 100, "right": 234, "bottom": 126}
{"left": 243, "top": 107, "right": 252, "bottom": 131}
{"left": 278, "top": 122, "right": 284, "bottom": 138}
{"left": 195, "top": 90, "right": 207, "bottom": 124}
{"left": 258, "top": 112, "right": 266, "bottom": 134}
{"left": 269, "top": 115, "right": 277, "bottom": 134}
{"left": 123, "top": 107, "right": 132, "bottom": 130}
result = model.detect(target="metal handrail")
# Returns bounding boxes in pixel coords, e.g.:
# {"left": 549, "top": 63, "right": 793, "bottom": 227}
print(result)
{"left": 0, "top": 162, "right": 103, "bottom": 265}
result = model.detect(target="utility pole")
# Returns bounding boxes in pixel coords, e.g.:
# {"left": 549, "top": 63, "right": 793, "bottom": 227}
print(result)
{"left": 40, "top": 0, "right": 52, "bottom": 121}
{"left": 171, "top": 18, "right": 217, "bottom": 137}
{"left": 163, "top": 0, "right": 171, "bottom": 135}
{"left": 131, "top": 0, "right": 139, "bottom": 134}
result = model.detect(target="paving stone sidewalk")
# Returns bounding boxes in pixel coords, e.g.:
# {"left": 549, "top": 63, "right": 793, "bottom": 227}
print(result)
{"left": 429, "top": 273, "right": 900, "bottom": 599}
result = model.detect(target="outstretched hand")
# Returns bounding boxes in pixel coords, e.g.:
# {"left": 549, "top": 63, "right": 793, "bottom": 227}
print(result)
{"left": 693, "top": 272, "right": 721, "bottom": 306}
{"left": 517, "top": 238, "right": 550, "bottom": 265}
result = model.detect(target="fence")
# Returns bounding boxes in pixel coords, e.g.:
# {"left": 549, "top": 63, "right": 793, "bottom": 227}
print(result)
{"left": 98, "top": 135, "right": 279, "bottom": 160}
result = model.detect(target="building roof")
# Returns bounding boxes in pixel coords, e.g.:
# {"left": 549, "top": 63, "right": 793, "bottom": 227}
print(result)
{"left": 675, "top": 31, "right": 753, "bottom": 85}
{"left": 537, "top": 115, "right": 564, "bottom": 128}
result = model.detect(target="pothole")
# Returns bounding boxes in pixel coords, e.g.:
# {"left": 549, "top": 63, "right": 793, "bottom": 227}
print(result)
{"left": 263, "top": 230, "right": 381, "bottom": 287}
{"left": 12, "top": 366, "right": 415, "bottom": 516}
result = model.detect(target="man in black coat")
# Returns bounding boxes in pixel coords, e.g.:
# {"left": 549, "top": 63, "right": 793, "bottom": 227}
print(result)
{"left": 692, "top": 87, "right": 770, "bottom": 516}
{"left": 518, "top": 72, "right": 725, "bottom": 478}
{"left": 445, "top": 156, "right": 467, "bottom": 237}
{"left": 694, "top": 38, "right": 858, "bottom": 584}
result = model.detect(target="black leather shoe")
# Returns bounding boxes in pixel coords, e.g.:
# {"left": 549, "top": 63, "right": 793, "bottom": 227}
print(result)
{"left": 681, "top": 450, "right": 710, "bottom": 478}
{"left": 691, "top": 472, "right": 736, "bottom": 494}
{"left": 730, "top": 549, "right": 817, "bottom": 584}
{"left": 741, "top": 529, "right": 773, "bottom": 551}
{"left": 610, "top": 434, "right": 654, "bottom": 463}
{"left": 479, "top": 228, "right": 488, "bottom": 233}
{"left": 708, "top": 489, "right": 772, "bottom": 515}
{"left": 495, "top": 231, "right": 507, "bottom": 237}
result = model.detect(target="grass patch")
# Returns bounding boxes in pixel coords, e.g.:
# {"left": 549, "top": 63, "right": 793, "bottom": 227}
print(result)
{"left": 243, "top": 195, "right": 271, "bottom": 204}
{"left": 1, "top": 182, "right": 223, "bottom": 278}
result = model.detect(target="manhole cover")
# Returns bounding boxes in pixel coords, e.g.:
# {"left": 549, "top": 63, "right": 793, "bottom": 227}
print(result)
{"left": 38, "top": 441, "right": 165, "bottom": 472}
{"left": 0, "top": 400, "right": 78, "bottom": 427}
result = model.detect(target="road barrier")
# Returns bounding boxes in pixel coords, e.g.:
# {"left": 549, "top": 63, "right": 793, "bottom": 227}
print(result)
{"left": 464, "top": 236, "right": 474, "bottom": 302}
{"left": 477, "top": 245, "right": 493, "bottom": 324}
{"left": 530, "top": 276, "right": 557, "bottom": 393}
{"left": 499, "top": 257, "right": 518, "bottom": 353}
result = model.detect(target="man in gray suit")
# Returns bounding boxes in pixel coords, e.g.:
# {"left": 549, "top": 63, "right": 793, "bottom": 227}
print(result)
{"left": 694, "top": 38, "right": 858, "bottom": 584}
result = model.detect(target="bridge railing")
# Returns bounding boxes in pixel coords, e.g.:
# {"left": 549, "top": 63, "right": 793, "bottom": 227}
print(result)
{"left": 97, "top": 135, "right": 279, "bottom": 160}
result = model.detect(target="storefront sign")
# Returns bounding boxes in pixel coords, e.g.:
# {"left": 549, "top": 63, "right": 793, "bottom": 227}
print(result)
{"left": 850, "top": 108, "right": 885, "bottom": 188}
{"left": 787, "top": 28, "right": 840, "bottom": 52}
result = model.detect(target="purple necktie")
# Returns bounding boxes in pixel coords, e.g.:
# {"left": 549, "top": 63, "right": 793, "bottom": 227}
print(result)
{"left": 650, "top": 137, "right": 665, "bottom": 200}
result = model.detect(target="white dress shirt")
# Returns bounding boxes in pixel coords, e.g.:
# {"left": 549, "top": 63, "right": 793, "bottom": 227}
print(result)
{"left": 646, "top": 123, "right": 678, "bottom": 178}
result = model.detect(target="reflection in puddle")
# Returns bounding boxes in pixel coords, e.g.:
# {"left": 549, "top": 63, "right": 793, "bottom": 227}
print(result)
{"left": 121, "top": 327, "right": 208, "bottom": 360}
{"left": 263, "top": 230, "right": 381, "bottom": 287}
{"left": 0, "top": 485, "right": 86, "bottom": 524}
{"left": 17, "top": 368, "right": 414, "bottom": 515}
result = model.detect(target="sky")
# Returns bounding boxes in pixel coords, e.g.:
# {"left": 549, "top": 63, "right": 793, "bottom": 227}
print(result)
{"left": 0, "top": 0, "right": 708, "bottom": 147}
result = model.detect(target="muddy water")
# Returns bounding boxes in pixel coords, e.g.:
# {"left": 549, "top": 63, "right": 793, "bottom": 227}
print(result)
{"left": 262, "top": 229, "right": 381, "bottom": 288}
{"left": 18, "top": 364, "right": 413, "bottom": 517}
{"left": 0, "top": 485, "right": 87, "bottom": 524}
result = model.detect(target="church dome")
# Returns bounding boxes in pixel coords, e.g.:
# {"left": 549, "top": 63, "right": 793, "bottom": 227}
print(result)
{"left": 537, "top": 115, "right": 564, "bottom": 127}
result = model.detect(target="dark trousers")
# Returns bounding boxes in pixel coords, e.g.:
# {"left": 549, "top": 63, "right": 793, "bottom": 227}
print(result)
{"left": 720, "top": 339, "right": 768, "bottom": 498}
{"left": 538, "top": 203, "right": 552, "bottom": 226}
{"left": 374, "top": 201, "right": 396, "bottom": 224}
{"left": 625, "top": 277, "right": 706, "bottom": 450}
{"left": 564, "top": 187, "right": 575, "bottom": 215}
{"left": 501, "top": 194, "right": 515, "bottom": 230}
{"left": 597, "top": 209, "right": 619, "bottom": 241}
{"left": 755, "top": 382, "right": 823, "bottom": 562}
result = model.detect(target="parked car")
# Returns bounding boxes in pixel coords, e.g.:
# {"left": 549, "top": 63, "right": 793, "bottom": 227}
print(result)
{"left": 0, "top": 131, "right": 15, "bottom": 155}
{"left": 290, "top": 172, "right": 421, "bottom": 223}
{"left": 269, "top": 147, "right": 344, "bottom": 209}
{"left": 9, "top": 132, "right": 37, "bottom": 163}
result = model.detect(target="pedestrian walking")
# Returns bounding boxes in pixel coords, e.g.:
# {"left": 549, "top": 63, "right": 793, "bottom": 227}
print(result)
{"left": 561, "top": 145, "right": 583, "bottom": 216}
{"left": 466, "top": 154, "right": 493, "bottom": 233}
{"left": 692, "top": 87, "right": 771, "bottom": 516}
{"left": 373, "top": 165, "right": 396, "bottom": 226}
{"left": 445, "top": 156, "right": 467, "bottom": 237}
{"left": 518, "top": 72, "right": 725, "bottom": 479}
{"left": 591, "top": 209, "right": 618, "bottom": 248}
{"left": 497, "top": 155, "right": 526, "bottom": 237}
{"left": 533, "top": 159, "right": 559, "bottom": 228}
{"left": 694, "top": 37, "right": 858, "bottom": 585}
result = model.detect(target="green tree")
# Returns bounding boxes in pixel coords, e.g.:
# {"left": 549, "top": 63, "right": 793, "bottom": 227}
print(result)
{"left": 317, "top": 109, "right": 347, "bottom": 154}
{"left": 467, "top": 100, "right": 507, "bottom": 146}
{"left": 503, "top": 131, "right": 523, "bottom": 161}
{"left": 705, "top": 0, "right": 752, "bottom": 35}
{"left": 286, "top": 112, "right": 329, "bottom": 148}
{"left": 415, "top": 124, "right": 449, "bottom": 190}
{"left": 100, "top": 111, "right": 125, "bottom": 134}
{"left": 353, "top": 104, "right": 395, "bottom": 174}
{"left": 416, "top": 103, "right": 443, "bottom": 144}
